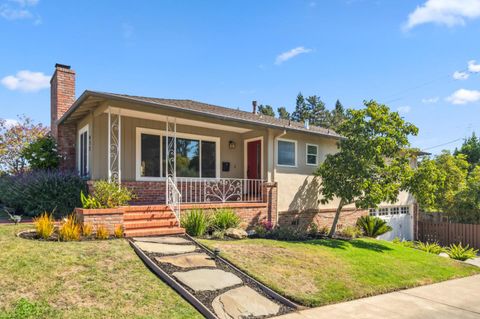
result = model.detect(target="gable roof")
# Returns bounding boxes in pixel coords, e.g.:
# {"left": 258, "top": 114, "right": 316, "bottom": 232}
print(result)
{"left": 59, "top": 90, "right": 342, "bottom": 139}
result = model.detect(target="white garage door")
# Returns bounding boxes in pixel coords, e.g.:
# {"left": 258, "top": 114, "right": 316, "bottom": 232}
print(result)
{"left": 369, "top": 205, "right": 413, "bottom": 241}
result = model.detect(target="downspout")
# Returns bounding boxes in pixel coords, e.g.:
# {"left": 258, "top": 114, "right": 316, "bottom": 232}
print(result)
{"left": 272, "top": 129, "right": 287, "bottom": 225}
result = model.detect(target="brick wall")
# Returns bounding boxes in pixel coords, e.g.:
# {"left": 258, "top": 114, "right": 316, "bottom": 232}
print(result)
{"left": 75, "top": 207, "right": 124, "bottom": 234}
{"left": 50, "top": 64, "right": 77, "bottom": 171}
{"left": 278, "top": 207, "right": 368, "bottom": 231}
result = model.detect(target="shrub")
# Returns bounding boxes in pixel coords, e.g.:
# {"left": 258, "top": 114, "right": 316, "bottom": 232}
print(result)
{"left": 95, "top": 225, "right": 109, "bottom": 240}
{"left": 308, "top": 223, "right": 319, "bottom": 237}
{"left": 416, "top": 241, "right": 444, "bottom": 254}
{"left": 81, "top": 223, "right": 93, "bottom": 237}
{"left": 22, "top": 135, "right": 60, "bottom": 170}
{"left": 181, "top": 209, "right": 210, "bottom": 236}
{"left": 90, "top": 180, "right": 134, "bottom": 208}
{"left": 401, "top": 241, "right": 417, "bottom": 248}
{"left": 114, "top": 224, "right": 124, "bottom": 238}
{"left": 337, "top": 226, "right": 362, "bottom": 239}
{"left": 211, "top": 229, "right": 225, "bottom": 239}
{"left": 211, "top": 209, "right": 240, "bottom": 231}
{"left": 80, "top": 191, "right": 101, "bottom": 209}
{"left": 356, "top": 215, "right": 393, "bottom": 237}
{"left": 59, "top": 214, "right": 81, "bottom": 241}
{"left": 0, "top": 170, "right": 86, "bottom": 218}
{"left": 446, "top": 243, "right": 479, "bottom": 261}
{"left": 266, "top": 225, "right": 309, "bottom": 241}
{"left": 33, "top": 212, "right": 55, "bottom": 240}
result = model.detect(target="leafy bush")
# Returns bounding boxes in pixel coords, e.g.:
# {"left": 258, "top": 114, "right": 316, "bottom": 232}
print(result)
{"left": 80, "top": 191, "right": 101, "bottom": 209}
{"left": 95, "top": 225, "right": 109, "bottom": 240}
{"left": 33, "top": 212, "right": 55, "bottom": 240}
{"left": 0, "top": 170, "right": 86, "bottom": 218}
{"left": 114, "top": 224, "right": 124, "bottom": 238}
{"left": 308, "top": 223, "right": 319, "bottom": 237}
{"left": 89, "top": 180, "right": 134, "bottom": 208}
{"left": 211, "top": 229, "right": 225, "bottom": 239}
{"left": 81, "top": 223, "right": 93, "bottom": 237}
{"left": 416, "top": 241, "right": 444, "bottom": 254}
{"left": 337, "top": 226, "right": 362, "bottom": 239}
{"left": 266, "top": 225, "right": 309, "bottom": 241}
{"left": 211, "top": 209, "right": 240, "bottom": 231}
{"left": 181, "top": 209, "right": 210, "bottom": 236}
{"left": 446, "top": 243, "right": 479, "bottom": 261}
{"left": 356, "top": 215, "right": 393, "bottom": 237}
{"left": 22, "top": 135, "right": 60, "bottom": 170}
{"left": 59, "top": 214, "right": 80, "bottom": 241}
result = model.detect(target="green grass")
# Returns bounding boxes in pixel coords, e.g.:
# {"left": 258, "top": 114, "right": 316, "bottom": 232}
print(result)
{"left": 199, "top": 237, "right": 480, "bottom": 307}
{"left": 0, "top": 224, "right": 201, "bottom": 319}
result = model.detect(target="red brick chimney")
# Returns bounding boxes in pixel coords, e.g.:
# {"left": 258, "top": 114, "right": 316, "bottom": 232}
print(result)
{"left": 51, "top": 63, "right": 76, "bottom": 171}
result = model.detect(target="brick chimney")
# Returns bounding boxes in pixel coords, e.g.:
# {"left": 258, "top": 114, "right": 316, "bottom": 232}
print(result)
{"left": 50, "top": 63, "right": 75, "bottom": 138}
{"left": 252, "top": 100, "right": 257, "bottom": 114}
{"left": 51, "top": 63, "right": 76, "bottom": 171}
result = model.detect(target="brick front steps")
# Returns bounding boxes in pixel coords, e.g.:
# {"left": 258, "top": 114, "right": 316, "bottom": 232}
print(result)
{"left": 124, "top": 206, "right": 184, "bottom": 237}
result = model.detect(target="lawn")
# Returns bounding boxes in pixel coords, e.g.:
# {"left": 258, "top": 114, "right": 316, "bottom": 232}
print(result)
{"left": 0, "top": 224, "right": 201, "bottom": 319}
{"left": 199, "top": 237, "right": 480, "bottom": 307}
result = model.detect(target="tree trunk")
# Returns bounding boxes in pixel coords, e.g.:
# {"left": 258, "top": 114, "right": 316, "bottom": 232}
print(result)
{"left": 328, "top": 199, "right": 344, "bottom": 238}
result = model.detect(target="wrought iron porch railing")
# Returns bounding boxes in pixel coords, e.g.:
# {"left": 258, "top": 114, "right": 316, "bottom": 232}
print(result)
{"left": 176, "top": 178, "right": 264, "bottom": 204}
{"left": 167, "top": 177, "right": 181, "bottom": 221}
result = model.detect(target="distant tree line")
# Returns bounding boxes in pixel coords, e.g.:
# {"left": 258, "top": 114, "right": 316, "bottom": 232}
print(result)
{"left": 256, "top": 92, "right": 347, "bottom": 131}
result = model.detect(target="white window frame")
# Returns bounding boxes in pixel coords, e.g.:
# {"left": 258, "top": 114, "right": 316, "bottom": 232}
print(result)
{"left": 276, "top": 138, "right": 297, "bottom": 167}
{"left": 78, "top": 124, "right": 89, "bottom": 177}
{"left": 135, "top": 127, "right": 220, "bottom": 181}
{"left": 306, "top": 143, "right": 319, "bottom": 166}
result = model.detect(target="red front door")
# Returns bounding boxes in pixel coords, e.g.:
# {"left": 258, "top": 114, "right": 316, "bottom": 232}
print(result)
{"left": 247, "top": 140, "right": 261, "bottom": 179}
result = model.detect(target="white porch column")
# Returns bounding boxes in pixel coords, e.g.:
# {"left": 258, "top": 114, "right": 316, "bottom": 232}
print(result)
{"left": 108, "top": 107, "right": 122, "bottom": 184}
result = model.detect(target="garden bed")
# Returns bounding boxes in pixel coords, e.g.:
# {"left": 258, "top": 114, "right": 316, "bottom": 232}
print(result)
{"left": 17, "top": 229, "right": 118, "bottom": 241}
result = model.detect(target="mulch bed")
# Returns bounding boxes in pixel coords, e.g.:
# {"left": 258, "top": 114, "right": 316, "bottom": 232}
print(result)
{"left": 140, "top": 235, "right": 294, "bottom": 318}
{"left": 17, "top": 229, "right": 117, "bottom": 241}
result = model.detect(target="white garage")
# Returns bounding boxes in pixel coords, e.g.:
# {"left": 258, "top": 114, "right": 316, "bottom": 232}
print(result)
{"left": 369, "top": 205, "right": 414, "bottom": 241}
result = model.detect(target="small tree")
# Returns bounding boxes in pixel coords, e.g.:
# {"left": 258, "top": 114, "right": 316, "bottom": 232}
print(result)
{"left": 22, "top": 135, "right": 60, "bottom": 170}
{"left": 277, "top": 106, "right": 290, "bottom": 120}
{"left": 316, "top": 100, "right": 418, "bottom": 237}
{"left": 291, "top": 93, "right": 310, "bottom": 123}
{"left": 330, "top": 99, "right": 347, "bottom": 130}
{"left": 258, "top": 104, "right": 275, "bottom": 117}
{"left": 0, "top": 115, "right": 47, "bottom": 174}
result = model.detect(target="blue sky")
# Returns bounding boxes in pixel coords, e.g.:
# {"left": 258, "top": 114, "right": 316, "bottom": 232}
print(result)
{"left": 1, "top": 0, "right": 480, "bottom": 154}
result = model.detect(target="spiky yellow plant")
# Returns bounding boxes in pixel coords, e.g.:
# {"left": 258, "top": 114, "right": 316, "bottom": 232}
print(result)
{"left": 96, "top": 225, "right": 109, "bottom": 240}
{"left": 81, "top": 223, "right": 93, "bottom": 237}
{"left": 59, "top": 214, "right": 80, "bottom": 241}
{"left": 33, "top": 212, "right": 55, "bottom": 240}
{"left": 114, "top": 224, "right": 123, "bottom": 238}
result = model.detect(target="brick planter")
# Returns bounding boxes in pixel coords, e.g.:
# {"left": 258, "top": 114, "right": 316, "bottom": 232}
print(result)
{"left": 75, "top": 207, "right": 125, "bottom": 234}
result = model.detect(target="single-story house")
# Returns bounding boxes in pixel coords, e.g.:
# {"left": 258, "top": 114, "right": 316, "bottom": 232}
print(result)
{"left": 51, "top": 64, "right": 418, "bottom": 238}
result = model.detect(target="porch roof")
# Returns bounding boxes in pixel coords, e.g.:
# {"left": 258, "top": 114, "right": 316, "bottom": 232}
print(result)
{"left": 59, "top": 90, "right": 342, "bottom": 139}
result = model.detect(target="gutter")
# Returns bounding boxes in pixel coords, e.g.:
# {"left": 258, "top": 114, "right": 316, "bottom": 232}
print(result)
{"left": 272, "top": 129, "right": 287, "bottom": 226}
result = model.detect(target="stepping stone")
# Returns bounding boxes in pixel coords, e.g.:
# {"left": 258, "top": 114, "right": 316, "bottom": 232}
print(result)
{"left": 135, "top": 241, "right": 196, "bottom": 255}
{"left": 156, "top": 253, "right": 216, "bottom": 268}
{"left": 212, "top": 286, "right": 280, "bottom": 319}
{"left": 134, "top": 236, "right": 190, "bottom": 245}
{"left": 172, "top": 269, "right": 242, "bottom": 292}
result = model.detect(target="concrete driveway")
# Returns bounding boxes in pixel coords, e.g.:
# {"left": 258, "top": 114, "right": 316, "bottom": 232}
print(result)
{"left": 275, "top": 275, "right": 480, "bottom": 319}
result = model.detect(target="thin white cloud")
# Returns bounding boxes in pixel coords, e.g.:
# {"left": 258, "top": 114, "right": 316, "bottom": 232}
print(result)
{"left": 446, "top": 88, "right": 480, "bottom": 104}
{"left": 275, "top": 46, "right": 312, "bottom": 65}
{"left": 421, "top": 97, "right": 439, "bottom": 104}
{"left": 397, "top": 106, "right": 411, "bottom": 114}
{"left": 0, "top": 0, "right": 39, "bottom": 22}
{"left": 453, "top": 71, "right": 470, "bottom": 80}
{"left": 404, "top": 0, "right": 480, "bottom": 30}
{"left": 1, "top": 70, "right": 50, "bottom": 92}
{"left": 468, "top": 60, "right": 480, "bottom": 73}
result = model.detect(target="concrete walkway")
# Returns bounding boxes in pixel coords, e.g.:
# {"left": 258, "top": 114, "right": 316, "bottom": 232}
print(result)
{"left": 275, "top": 275, "right": 480, "bottom": 319}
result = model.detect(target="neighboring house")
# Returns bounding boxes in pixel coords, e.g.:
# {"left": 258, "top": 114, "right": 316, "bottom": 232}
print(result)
{"left": 51, "top": 64, "right": 417, "bottom": 238}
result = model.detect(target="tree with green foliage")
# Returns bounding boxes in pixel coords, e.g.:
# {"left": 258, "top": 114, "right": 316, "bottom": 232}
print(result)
{"left": 291, "top": 93, "right": 310, "bottom": 123}
{"left": 452, "top": 166, "right": 480, "bottom": 223}
{"left": 277, "top": 106, "right": 290, "bottom": 120}
{"left": 316, "top": 100, "right": 418, "bottom": 237}
{"left": 257, "top": 104, "right": 275, "bottom": 117}
{"left": 329, "top": 99, "right": 347, "bottom": 130}
{"left": 0, "top": 115, "right": 47, "bottom": 174}
{"left": 306, "top": 95, "right": 330, "bottom": 127}
{"left": 454, "top": 132, "right": 480, "bottom": 168}
{"left": 22, "top": 135, "right": 60, "bottom": 170}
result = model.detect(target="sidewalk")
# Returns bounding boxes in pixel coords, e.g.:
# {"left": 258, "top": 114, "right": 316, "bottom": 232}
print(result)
{"left": 275, "top": 275, "right": 480, "bottom": 319}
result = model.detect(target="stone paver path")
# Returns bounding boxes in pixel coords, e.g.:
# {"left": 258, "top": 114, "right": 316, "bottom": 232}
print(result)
{"left": 133, "top": 236, "right": 282, "bottom": 318}
{"left": 213, "top": 286, "right": 280, "bottom": 319}
{"left": 156, "top": 253, "right": 216, "bottom": 268}
{"left": 133, "top": 236, "right": 191, "bottom": 244}
{"left": 135, "top": 241, "right": 196, "bottom": 255}
{"left": 172, "top": 269, "right": 242, "bottom": 292}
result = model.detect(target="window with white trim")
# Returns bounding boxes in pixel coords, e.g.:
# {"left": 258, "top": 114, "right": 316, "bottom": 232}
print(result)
{"left": 277, "top": 139, "right": 297, "bottom": 167}
{"left": 306, "top": 144, "right": 318, "bottom": 165}
{"left": 136, "top": 128, "right": 219, "bottom": 180}
{"left": 78, "top": 125, "right": 89, "bottom": 177}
